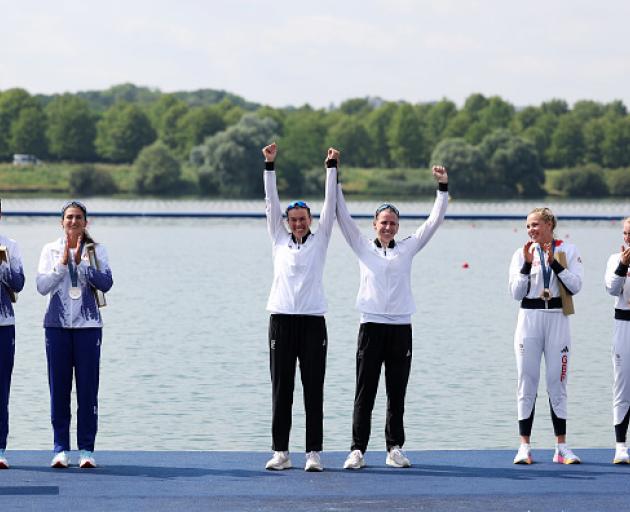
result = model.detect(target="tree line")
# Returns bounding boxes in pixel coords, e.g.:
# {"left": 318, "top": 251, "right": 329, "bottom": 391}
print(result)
{"left": 0, "top": 84, "right": 629, "bottom": 198}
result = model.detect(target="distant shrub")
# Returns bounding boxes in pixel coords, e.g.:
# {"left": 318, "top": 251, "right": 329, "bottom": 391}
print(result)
{"left": 607, "top": 168, "right": 630, "bottom": 196}
{"left": 551, "top": 165, "right": 609, "bottom": 197}
{"left": 133, "top": 141, "right": 182, "bottom": 195}
{"left": 69, "top": 166, "right": 118, "bottom": 196}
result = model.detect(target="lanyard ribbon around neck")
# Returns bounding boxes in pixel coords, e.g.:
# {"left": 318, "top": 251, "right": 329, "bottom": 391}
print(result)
{"left": 67, "top": 241, "right": 85, "bottom": 288}
{"left": 536, "top": 241, "right": 555, "bottom": 290}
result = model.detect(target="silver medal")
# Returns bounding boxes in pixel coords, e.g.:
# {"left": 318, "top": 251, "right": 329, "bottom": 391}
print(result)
{"left": 69, "top": 286, "right": 82, "bottom": 300}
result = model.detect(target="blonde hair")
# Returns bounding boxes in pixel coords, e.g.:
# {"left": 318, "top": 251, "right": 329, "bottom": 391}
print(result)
{"left": 528, "top": 207, "right": 557, "bottom": 234}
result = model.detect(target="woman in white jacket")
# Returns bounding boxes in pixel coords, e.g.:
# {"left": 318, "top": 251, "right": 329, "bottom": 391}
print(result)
{"left": 604, "top": 217, "right": 630, "bottom": 464}
{"left": 37, "top": 201, "right": 113, "bottom": 469}
{"left": 262, "top": 143, "right": 338, "bottom": 472}
{"left": 337, "top": 165, "right": 448, "bottom": 470}
{"left": 509, "top": 208, "right": 583, "bottom": 465}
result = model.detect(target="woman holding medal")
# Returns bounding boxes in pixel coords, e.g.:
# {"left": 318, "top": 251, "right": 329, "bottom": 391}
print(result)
{"left": 262, "top": 143, "right": 338, "bottom": 472}
{"left": 337, "top": 165, "right": 448, "bottom": 470}
{"left": 36, "top": 201, "right": 113, "bottom": 469}
{"left": 604, "top": 217, "right": 630, "bottom": 464}
{"left": 0, "top": 198, "right": 26, "bottom": 469}
{"left": 509, "top": 207, "right": 583, "bottom": 465}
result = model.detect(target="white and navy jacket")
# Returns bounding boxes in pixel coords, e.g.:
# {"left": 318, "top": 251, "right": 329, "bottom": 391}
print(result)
{"left": 36, "top": 238, "right": 113, "bottom": 328}
{"left": 509, "top": 240, "right": 583, "bottom": 310}
{"left": 336, "top": 184, "right": 448, "bottom": 320}
{"left": 0, "top": 234, "right": 25, "bottom": 326}
{"left": 605, "top": 252, "right": 630, "bottom": 314}
{"left": 264, "top": 164, "right": 337, "bottom": 315}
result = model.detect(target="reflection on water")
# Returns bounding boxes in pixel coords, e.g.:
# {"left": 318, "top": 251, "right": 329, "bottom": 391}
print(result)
{"left": 2, "top": 206, "right": 628, "bottom": 451}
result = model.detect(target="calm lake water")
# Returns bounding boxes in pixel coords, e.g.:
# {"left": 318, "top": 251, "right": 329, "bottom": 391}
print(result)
{"left": 2, "top": 198, "right": 630, "bottom": 452}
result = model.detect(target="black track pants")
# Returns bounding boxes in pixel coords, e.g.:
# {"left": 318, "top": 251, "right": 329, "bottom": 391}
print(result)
{"left": 351, "top": 322, "right": 412, "bottom": 453}
{"left": 269, "top": 314, "right": 327, "bottom": 452}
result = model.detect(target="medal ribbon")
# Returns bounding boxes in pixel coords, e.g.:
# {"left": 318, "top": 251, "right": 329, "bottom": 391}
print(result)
{"left": 536, "top": 241, "right": 555, "bottom": 290}
{"left": 67, "top": 241, "right": 85, "bottom": 288}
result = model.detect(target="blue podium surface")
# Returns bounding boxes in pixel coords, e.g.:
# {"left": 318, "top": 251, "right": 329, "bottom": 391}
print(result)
{"left": 0, "top": 449, "right": 626, "bottom": 511}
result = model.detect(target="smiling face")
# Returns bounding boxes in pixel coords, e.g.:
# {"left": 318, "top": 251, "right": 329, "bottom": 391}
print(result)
{"left": 526, "top": 212, "right": 553, "bottom": 244}
{"left": 286, "top": 207, "right": 312, "bottom": 240}
{"left": 61, "top": 206, "right": 88, "bottom": 242}
{"left": 373, "top": 210, "right": 399, "bottom": 245}
{"left": 623, "top": 219, "right": 630, "bottom": 247}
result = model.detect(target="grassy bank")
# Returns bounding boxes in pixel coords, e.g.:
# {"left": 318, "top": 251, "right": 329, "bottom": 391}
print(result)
{"left": 0, "top": 162, "right": 134, "bottom": 195}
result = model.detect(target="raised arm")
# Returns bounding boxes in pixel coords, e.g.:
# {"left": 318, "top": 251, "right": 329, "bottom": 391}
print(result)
{"left": 336, "top": 179, "right": 364, "bottom": 254}
{"left": 262, "top": 143, "right": 285, "bottom": 241}
{"left": 317, "top": 147, "right": 339, "bottom": 239}
{"left": 410, "top": 165, "right": 449, "bottom": 254}
{"left": 605, "top": 247, "right": 630, "bottom": 296}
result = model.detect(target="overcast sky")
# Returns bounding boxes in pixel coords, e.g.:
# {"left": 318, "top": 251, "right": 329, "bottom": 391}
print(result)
{"left": 2, "top": 0, "right": 629, "bottom": 109}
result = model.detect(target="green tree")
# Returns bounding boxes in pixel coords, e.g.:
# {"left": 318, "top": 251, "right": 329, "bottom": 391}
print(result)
{"left": 177, "top": 106, "right": 226, "bottom": 158}
{"left": 365, "top": 102, "right": 398, "bottom": 167}
{"left": 572, "top": 100, "right": 604, "bottom": 122}
{"left": 463, "top": 93, "right": 489, "bottom": 116}
{"left": 191, "top": 114, "right": 278, "bottom": 197}
{"left": 95, "top": 103, "right": 156, "bottom": 163}
{"left": 607, "top": 168, "right": 630, "bottom": 196}
{"left": 541, "top": 99, "right": 569, "bottom": 116}
{"left": 423, "top": 99, "right": 457, "bottom": 149}
{"left": 69, "top": 166, "right": 118, "bottom": 195}
{"left": 160, "top": 103, "right": 189, "bottom": 150}
{"left": 325, "top": 116, "right": 371, "bottom": 167}
{"left": 387, "top": 104, "right": 425, "bottom": 167}
{"left": 277, "top": 109, "right": 327, "bottom": 194}
{"left": 479, "top": 130, "right": 545, "bottom": 197}
{"left": 546, "top": 114, "right": 584, "bottom": 167}
{"left": 430, "top": 138, "right": 488, "bottom": 195}
{"left": 338, "top": 97, "right": 375, "bottom": 116}
{"left": 10, "top": 105, "right": 48, "bottom": 157}
{"left": 601, "top": 117, "right": 630, "bottom": 168}
{"left": 0, "top": 88, "right": 42, "bottom": 160}
{"left": 133, "top": 141, "right": 182, "bottom": 194}
{"left": 551, "top": 166, "right": 609, "bottom": 197}
{"left": 582, "top": 118, "right": 606, "bottom": 165}
{"left": 513, "top": 106, "right": 541, "bottom": 132}
{"left": 46, "top": 94, "right": 97, "bottom": 161}
{"left": 478, "top": 96, "right": 515, "bottom": 130}
{"left": 442, "top": 110, "right": 474, "bottom": 139}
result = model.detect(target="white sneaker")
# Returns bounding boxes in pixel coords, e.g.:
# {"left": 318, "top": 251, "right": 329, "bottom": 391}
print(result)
{"left": 265, "top": 451, "right": 291, "bottom": 470}
{"left": 343, "top": 449, "right": 365, "bottom": 470}
{"left": 304, "top": 451, "right": 323, "bottom": 472}
{"left": 614, "top": 444, "right": 630, "bottom": 464}
{"left": 513, "top": 443, "right": 533, "bottom": 464}
{"left": 552, "top": 444, "right": 581, "bottom": 464}
{"left": 50, "top": 451, "right": 70, "bottom": 468}
{"left": 386, "top": 446, "right": 411, "bottom": 468}
{"left": 0, "top": 449, "right": 8, "bottom": 469}
{"left": 79, "top": 450, "right": 96, "bottom": 468}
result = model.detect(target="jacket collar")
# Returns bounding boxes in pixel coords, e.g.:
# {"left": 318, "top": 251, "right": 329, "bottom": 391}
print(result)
{"left": 374, "top": 238, "right": 395, "bottom": 249}
{"left": 291, "top": 231, "right": 311, "bottom": 244}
